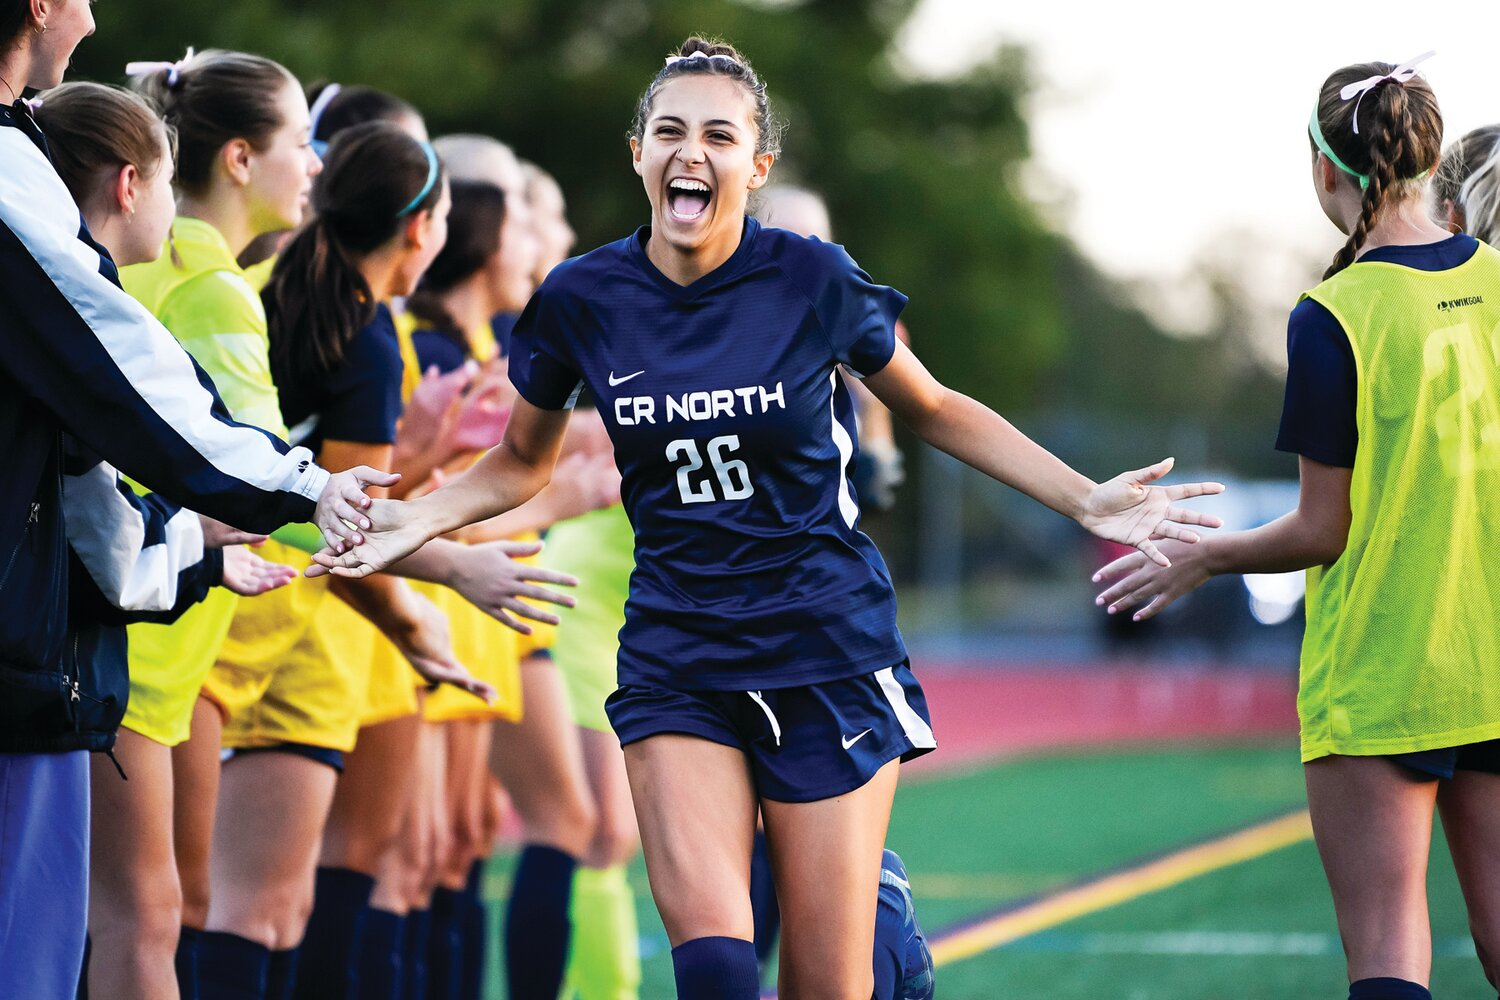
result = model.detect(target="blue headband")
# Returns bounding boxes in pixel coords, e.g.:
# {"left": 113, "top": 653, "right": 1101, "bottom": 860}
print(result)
{"left": 397, "top": 142, "right": 440, "bottom": 218}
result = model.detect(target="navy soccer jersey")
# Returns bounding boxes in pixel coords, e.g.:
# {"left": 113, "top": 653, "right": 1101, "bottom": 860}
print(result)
{"left": 509, "top": 218, "right": 908, "bottom": 691}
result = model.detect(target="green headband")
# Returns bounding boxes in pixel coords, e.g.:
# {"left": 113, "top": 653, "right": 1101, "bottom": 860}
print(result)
{"left": 1309, "top": 106, "right": 1370, "bottom": 191}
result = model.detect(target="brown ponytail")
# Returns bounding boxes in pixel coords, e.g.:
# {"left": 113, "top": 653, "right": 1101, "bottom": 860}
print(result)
{"left": 1312, "top": 62, "right": 1442, "bottom": 279}
{"left": 265, "top": 121, "right": 445, "bottom": 384}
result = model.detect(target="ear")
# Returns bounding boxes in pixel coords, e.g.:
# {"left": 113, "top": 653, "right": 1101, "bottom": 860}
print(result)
{"left": 221, "top": 138, "right": 255, "bottom": 187}
{"left": 112, "top": 163, "right": 141, "bottom": 215}
{"left": 629, "top": 136, "right": 643, "bottom": 178}
{"left": 746, "top": 151, "right": 774, "bottom": 192}
{"left": 403, "top": 210, "right": 430, "bottom": 249}
{"left": 1317, "top": 154, "right": 1340, "bottom": 194}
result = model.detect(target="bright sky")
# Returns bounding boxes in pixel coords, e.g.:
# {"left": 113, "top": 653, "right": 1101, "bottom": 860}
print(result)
{"left": 896, "top": 0, "right": 1494, "bottom": 349}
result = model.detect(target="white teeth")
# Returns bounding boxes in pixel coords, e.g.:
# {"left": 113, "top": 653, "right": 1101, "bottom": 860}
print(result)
{"left": 669, "top": 178, "right": 710, "bottom": 193}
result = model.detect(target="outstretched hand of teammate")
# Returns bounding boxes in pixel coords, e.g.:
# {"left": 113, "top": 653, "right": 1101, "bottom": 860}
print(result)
{"left": 1076, "top": 458, "right": 1224, "bottom": 567}
{"left": 1090, "top": 538, "right": 1209, "bottom": 621}
{"left": 313, "top": 466, "right": 403, "bottom": 553}
{"left": 446, "top": 538, "right": 579, "bottom": 635}
{"left": 220, "top": 545, "right": 298, "bottom": 597}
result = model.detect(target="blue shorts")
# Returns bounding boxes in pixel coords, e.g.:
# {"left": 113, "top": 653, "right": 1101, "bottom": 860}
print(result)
{"left": 224, "top": 742, "right": 346, "bottom": 773}
{"left": 605, "top": 662, "right": 936, "bottom": 803}
{"left": 1391, "top": 740, "right": 1500, "bottom": 780}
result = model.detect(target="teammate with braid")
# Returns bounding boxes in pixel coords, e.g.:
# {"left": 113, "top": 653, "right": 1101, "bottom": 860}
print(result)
{"left": 1095, "top": 56, "right": 1500, "bottom": 1000}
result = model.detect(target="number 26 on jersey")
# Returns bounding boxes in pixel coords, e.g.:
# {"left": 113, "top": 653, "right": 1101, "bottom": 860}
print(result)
{"left": 667, "top": 435, "right": 755, "bottom": 504}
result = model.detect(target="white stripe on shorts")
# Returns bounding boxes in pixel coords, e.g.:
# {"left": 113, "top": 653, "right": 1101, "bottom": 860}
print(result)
{"left": 875, "top": 667, "right": 936, "bottom": 749}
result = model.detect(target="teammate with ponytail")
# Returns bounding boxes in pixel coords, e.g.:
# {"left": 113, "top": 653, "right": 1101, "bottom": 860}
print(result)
{"left": 1095, "top": 56, "right": 1500, "bottom": 1000}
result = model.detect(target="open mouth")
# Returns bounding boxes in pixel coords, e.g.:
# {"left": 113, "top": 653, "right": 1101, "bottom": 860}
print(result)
{"left": 666, "top": 177, "right": 712, "bottom": 225}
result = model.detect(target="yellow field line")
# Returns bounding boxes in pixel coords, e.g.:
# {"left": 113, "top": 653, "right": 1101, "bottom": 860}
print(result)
{"left": 930, "top": 809, "right": 1314, "bottom": 968}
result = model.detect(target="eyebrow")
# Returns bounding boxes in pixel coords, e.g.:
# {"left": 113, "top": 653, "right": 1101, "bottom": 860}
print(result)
{"left": 650, "top": 115, "right": 742, "bottom": 131}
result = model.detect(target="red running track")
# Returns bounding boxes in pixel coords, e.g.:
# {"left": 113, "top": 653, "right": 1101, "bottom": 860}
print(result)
{"left": 905, "top": 661, "right": 1299, "bottom": 775}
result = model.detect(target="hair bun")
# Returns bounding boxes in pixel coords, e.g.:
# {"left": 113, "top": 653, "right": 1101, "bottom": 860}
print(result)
{"left": 677, "top": 36, "right": 746, "bottom": 64}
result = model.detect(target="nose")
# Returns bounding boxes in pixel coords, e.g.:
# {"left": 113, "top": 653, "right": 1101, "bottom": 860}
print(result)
{"left": 675, "top": 137, "right": 706, "bottom": 165}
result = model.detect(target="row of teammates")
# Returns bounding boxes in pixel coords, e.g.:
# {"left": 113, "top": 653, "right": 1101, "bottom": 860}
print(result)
{"left": 6, "top": 40, "right": 907, "bottom": 1000}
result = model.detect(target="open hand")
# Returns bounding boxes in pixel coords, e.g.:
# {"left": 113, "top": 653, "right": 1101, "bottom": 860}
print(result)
{"left": 221, "top": 545, "right": 298, "bottom": 596}
{"left": 538, "top": 452, "right": 623, "bottom": 524}
{"left": 448, "top": 539, "right": 579, "bottom": 635}
{"left": 313, "top": 466, "right": 403, "bottom": 552}
{"left": 1091, "top": 537, "right": 1211, "bottom": 621}
{"left": 1078, "top": 458, "right": 1224, "bottom": 567}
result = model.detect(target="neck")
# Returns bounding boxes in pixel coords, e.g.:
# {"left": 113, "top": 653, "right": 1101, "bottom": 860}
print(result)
{"left": 0, "top": 46, "right": 32, "bottom": 104}
{"left": 359, "top": 247, "right": 404, "bottom": 304}
{"left": 439, "top": 279, "right": 496, "bottom": 335}
{"left": 1349, "top": 194, "right": 1452, "bottom": 255}
{"left": 645, "top": 216, "right": 744, "bottom": 286}
{"left": 178, "top": 192, "right": 255, "bottom": 259}
{"left": 86, "top": 207, "right": 129, "bottom": 264}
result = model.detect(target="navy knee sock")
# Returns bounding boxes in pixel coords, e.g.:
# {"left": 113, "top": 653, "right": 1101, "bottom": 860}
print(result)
{"left": 427, "top": 888, "right": 463, "bottom": 1000}
{"left": 872, "top": 892, "right": 907, "bottom": 1000}
{"left": 1349, "top": 979, "right": 1432, "bottom": 1000}
{"left": 265, "top": 949, "right": 299, "bottom": 1000}
{"left": 355, "top": 909, "right": 404, "bottom": 1000}
{"left": 503, "top": 844, "right": 578, "bottom": 1000}
{"left": 199, "top": 930, "right": 270, "bottom": 1000}
{"left": 671, "top": 936, "right": 759, "bottom": 1000}
{"left": 458, "top": 860, "right": 487, "bottom": 1000}
{"left": 749, "top": 831, "right": 780, "bottom": 971}
{"left": 402, "top": 908, "right": 431, "bottom": 1000}
{"left": 176, "top": 927, "right": 203, "bottom": 1000}
{"left": 293, "top": 866, "right": 374, "bottom": 1000}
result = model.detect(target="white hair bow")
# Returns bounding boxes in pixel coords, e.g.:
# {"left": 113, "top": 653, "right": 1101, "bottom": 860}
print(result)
{"left": 1340, "top": 50, "right": 1435, "bottom": 134}
{"left": 125, "top": 47, "right": 196, "bottom": 88}
{"left": 664, "top": 51, "right": 738, "bottom": 68}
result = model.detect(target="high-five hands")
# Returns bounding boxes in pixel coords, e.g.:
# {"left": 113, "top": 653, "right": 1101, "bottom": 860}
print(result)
{"left": 313, "top": 466, "right": 403, "bottom": 552}
{"left": 1076, "top": 458, "right": 1224, "bottom": 567}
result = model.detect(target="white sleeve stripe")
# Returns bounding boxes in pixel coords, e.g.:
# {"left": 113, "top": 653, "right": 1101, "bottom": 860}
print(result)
{"left": 0, "top": 129, "right": 328, "bottom": 506}
{"left": 62, "top": 462, "right": 206, "bottom": 612}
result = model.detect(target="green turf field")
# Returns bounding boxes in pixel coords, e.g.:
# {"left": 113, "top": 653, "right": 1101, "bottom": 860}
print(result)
{"left": 485, "top": 743, "right": 1493, "bottom": 999}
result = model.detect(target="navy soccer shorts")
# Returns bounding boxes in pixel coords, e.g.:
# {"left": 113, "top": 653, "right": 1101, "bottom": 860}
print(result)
{"left": 1390, "top": 739, "right": 1500, "bottom": 780}
{"left": 605, "top": 661, "right": 936, "bottom": 803}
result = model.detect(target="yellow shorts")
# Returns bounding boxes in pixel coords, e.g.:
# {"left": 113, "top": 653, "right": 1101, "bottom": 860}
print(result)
{"left": 122, "top": 587, "right": 240, "bottom": 747}
{"left": 204, "top": 541, "right": 360, "bottom": 752}
{"left": 421, "top": 583, "right": 524, "bottom": 724}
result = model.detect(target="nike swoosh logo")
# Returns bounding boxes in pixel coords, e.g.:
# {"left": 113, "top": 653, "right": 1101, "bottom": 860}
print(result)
{"left": 608, "top": 370, "right": 645, "bottom": 387}
{"left": 842, "top": 729, "right": 873, "bottom": 750}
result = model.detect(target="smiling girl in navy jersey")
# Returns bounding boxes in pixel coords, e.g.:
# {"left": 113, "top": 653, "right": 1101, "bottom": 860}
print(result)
{"left": 310, "top": 36, "right": 1224, "bottom": 999}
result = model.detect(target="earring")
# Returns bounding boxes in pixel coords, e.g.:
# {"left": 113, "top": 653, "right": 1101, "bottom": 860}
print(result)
{"left": 34, "top": 22, "right": 46, "bottom": 34}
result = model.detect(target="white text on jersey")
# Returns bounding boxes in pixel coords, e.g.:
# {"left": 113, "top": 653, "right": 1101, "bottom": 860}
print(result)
{"left": 615, "top": 382, "right": 786, "bottom": 427}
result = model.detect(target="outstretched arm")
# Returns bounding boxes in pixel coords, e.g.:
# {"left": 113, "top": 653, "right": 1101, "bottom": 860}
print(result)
{"left": 864, "top": 341, "right": 1224, "bottom": 565}
{"left": 308, "top": 400, "right": 572, "bottom": 578}
{"left": 1093, "top": 457, "right": 1351, "bottom": 620}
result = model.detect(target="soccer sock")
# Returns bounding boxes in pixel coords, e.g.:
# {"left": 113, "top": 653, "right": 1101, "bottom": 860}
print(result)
{"left": 749, "top": 830, "right": 780, "bottom": 971}
{"left": 198, "top": 930, "right": 270, "bottom": 1000}
{"left": 426, "top": 887, "right": 463, "bottom": 1000}
{"left": 293, "top": 867, "right": 374, "bottom": 1000}
{"left": 670, "top": 936, "right": 759, "bottom": 1000}
{"left": 871, "top": 889, "right": 907, "bottom": 1000}
{"left": 355, "top": 909, "right": 404, "bottom": 1000}
{"left": 504, "top": 844, "right": 578, "bottom": 1000}
{"left": 402, "top": 908, "right": 431, "bottom": 1000}
{"left": 1348, "top": 979, "right": 1433, "bottom": 1000}
{"left": 457, "top": 860, "right": 488, "bottom": 1000}
{"left": 265, "top": 949, "right": 300, "bottom": 1000}
{"left": 177, "top": 926, "right": 203, "bottom": 1000}
{"left": 564, "top": 864, "right": 642, "bottom": 1000}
